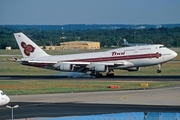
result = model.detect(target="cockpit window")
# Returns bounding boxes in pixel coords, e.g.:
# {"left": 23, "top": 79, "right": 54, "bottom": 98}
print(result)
{"left": 159, "top": 46, "right": 166, "bottom": 48}
{"left": 1, "top": 92, "right": 4, "bottom": 95}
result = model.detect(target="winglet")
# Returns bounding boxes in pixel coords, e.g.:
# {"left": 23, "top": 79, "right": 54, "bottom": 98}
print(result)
{"left": 14, "top": 33, "right": 49, "bottom": 58}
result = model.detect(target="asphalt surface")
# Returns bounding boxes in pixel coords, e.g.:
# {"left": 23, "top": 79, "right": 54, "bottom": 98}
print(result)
{"left": 0, "top": 76, "right": 180, "bottom": 119}
{"left": 0, "top": 75, "right": 180, "bottom": 81}
{"left": 0, "top": 87, "right": 180, "bottom": 119}
{"left": 1, "top": 102, "right": 180, "bottom": 119}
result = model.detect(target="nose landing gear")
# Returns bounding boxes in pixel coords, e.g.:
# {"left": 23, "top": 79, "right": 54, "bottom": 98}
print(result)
{"left": 157, "top": 64, "right": 162, "bottom": 73}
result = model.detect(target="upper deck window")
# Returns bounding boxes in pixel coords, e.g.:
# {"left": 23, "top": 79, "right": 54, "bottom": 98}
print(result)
{"left": 139, "top": 48, "right": 151, "bottom": 50}
{"left": 124, "top": 49, "right": 135, "bottom": 51}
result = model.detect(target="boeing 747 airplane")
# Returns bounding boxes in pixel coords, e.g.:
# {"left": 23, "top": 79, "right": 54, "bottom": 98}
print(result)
{"left": 0, "top": 90, "right": 10, "bottom": 106}
{"left": 14, "top": 33, "right": 177, "bottom": 77}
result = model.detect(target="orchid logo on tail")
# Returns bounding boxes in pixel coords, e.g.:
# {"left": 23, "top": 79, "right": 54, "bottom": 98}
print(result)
{"left": 21, "top": 42, "right": 35, "bottom": 56}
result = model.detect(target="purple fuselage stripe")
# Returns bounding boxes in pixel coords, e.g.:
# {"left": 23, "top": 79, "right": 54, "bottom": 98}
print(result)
{"left": 66, "top": 53, "right": 161, "bottom": 62}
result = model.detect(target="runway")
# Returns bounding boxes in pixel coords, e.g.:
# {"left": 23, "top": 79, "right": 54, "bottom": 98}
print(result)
{"left": 1, "top": 86, "right": 180, "bottom": 119}
{"left": 1, "top": 75, "right": 180, "bottom": 81}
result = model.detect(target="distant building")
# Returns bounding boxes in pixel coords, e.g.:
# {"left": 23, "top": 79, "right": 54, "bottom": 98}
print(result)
{"left": 6, "top": 47, "right": 11, "bottom": 50}
{"left": 41, "top": 41, "right": 100, "bottom": 50}
{"left": 59, "top": 41, "right": 100, "bottom": 50}
{"left": 44, "top": 46, "right": 56, "bottom": 50}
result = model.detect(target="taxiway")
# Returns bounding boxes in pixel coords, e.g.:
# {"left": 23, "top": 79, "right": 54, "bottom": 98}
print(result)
{"left": 0, "top": 86, "right": 180, "bottom": 119}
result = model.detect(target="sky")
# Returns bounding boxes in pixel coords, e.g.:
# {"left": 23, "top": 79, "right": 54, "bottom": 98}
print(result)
{"left": 0, "top": 0, "right": 180, "bottom": 25}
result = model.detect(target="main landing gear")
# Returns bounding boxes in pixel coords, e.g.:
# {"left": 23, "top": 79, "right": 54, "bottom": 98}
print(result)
{"left": 106, "top": 70, "right": 114, "bottom": 77}
{"left": 90, "top": 71, "right": 102, "bottom": 77}
{"left": 157, "top": 64, "right": 162, "bottom": 73}
{"left": 90, "top": 70, "right": 115, "bottom": 77}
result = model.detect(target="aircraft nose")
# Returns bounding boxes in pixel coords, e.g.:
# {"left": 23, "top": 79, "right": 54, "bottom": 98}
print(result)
{"left": 172, "top": 51, "right": 178, "bottom": 58}
{"left": 5, "top": 95, "right": 10, "bottom": 104}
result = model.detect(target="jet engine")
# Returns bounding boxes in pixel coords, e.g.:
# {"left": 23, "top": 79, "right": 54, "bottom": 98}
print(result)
{"left": 94, "top": 64, "right": 108, "bottom": 72}
{"left": 126, "top": 67, "right": 140, "bottom": 71}
{"left": 59, "top": 63, "right": 74, "bottom": 71}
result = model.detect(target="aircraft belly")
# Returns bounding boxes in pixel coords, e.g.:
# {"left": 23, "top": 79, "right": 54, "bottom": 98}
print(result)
{"left": 129, "top": 57, "right": 164, "bottom": 67}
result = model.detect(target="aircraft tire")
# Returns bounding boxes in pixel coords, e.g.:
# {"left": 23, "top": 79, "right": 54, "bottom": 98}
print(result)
{"left": 157, "top": 70, "right": 161, "bottom": 73}
{"left": 106, "top": 73, "right": 114, "bottom": 77}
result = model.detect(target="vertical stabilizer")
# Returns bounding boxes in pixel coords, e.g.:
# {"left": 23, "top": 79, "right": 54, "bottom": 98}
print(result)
{"left": 14, "top": 33, "right": 49, "bottom": 58}
{"left": 123, "top": 38, "right": 129, "bottom": 45}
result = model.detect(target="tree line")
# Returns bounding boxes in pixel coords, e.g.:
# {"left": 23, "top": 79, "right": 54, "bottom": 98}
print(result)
{"left": 0, "top": 26, "right": 180, "bottom": 49}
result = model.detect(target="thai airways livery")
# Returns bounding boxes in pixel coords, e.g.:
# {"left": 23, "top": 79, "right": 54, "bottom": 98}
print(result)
{"left": 14, "top": 33, "right": 177, "bottom": 77}
{"left": 0, "top": 90, "right": 10, "bottom": 106}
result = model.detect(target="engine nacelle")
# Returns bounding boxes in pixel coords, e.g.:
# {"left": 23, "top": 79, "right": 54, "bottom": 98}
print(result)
{"left": 94, "top": 64, "right": 108, "bottom": 72}
{"left": 126, "top": 67, "right": 140, "bottom": 71}
{"left": 59, "top": 63, "right": 74, "bottom": 71}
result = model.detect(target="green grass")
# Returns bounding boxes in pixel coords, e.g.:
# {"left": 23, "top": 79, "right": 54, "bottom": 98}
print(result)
{"left": 0, "top": 62, "right": 59, "bottom": 75}
{"left": 0, "top": 80, "right": 180, "bottom": 95}
{"left": 0, "top": 50, "right": 21, "bottom": 55}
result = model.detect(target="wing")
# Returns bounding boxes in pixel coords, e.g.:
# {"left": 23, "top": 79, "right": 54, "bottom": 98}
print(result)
{"left": 17, "top": 59, "right": 134, "bottom": 72}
